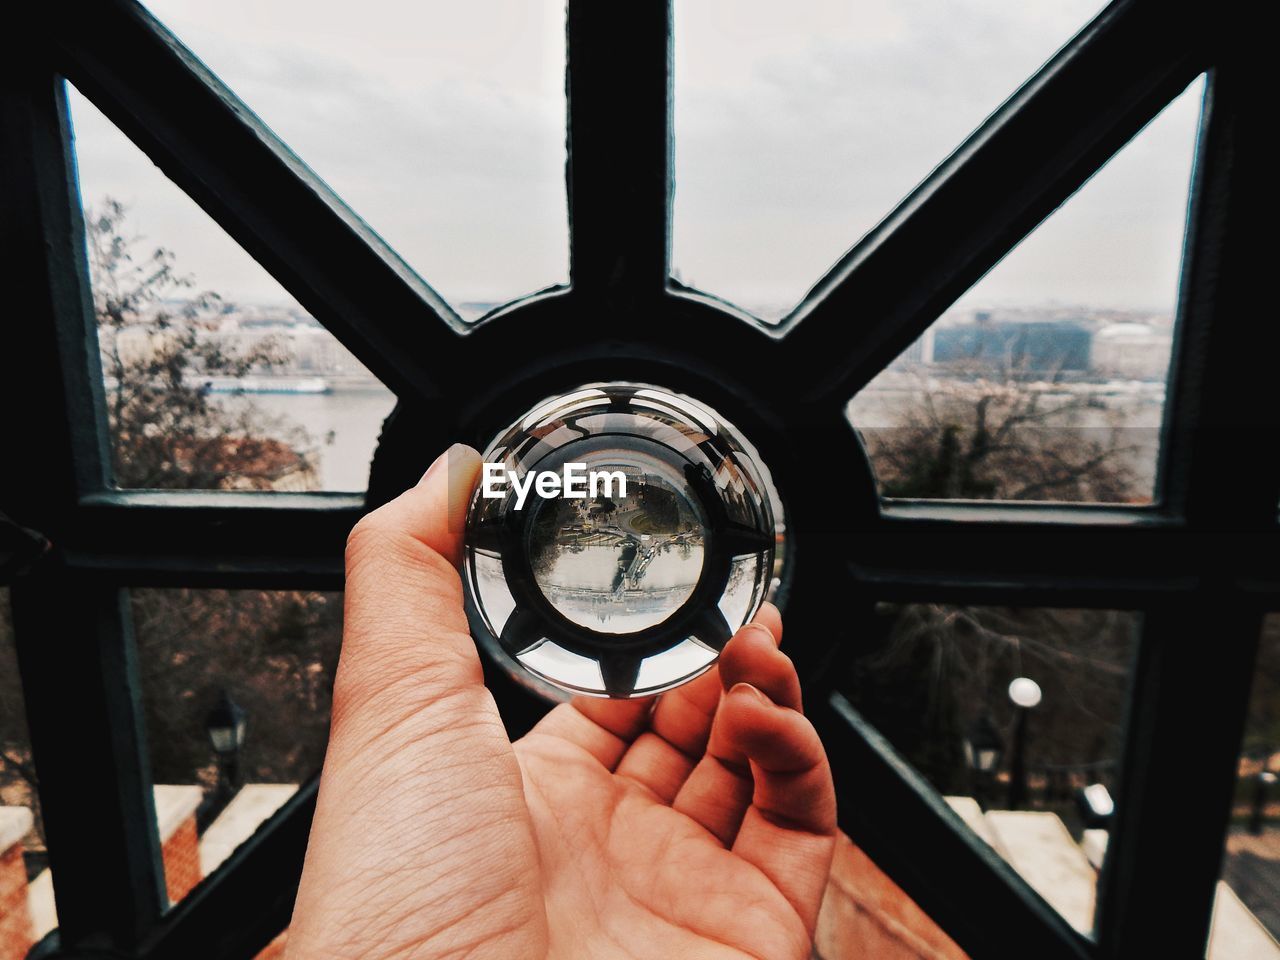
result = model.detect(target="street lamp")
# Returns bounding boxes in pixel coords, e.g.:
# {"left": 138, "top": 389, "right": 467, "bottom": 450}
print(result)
{"left": 204, "top": 691, "right": 247, "bottom": 796}
{"left": 1076, "top": 782, "right": 1115, "bottom": 828}
{"left": 1007, "top": 677, "right": 1041, "bottom": 810}
{"left": 964, "top": 713, "right": 1004, "bottom": 809}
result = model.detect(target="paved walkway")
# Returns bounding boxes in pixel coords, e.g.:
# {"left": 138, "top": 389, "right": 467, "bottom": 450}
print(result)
{"left": 1223, "top": 829, "right": 1280, "bottom": 942}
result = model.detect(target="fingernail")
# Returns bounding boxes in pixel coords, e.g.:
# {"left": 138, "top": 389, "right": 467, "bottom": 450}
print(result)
{"left": 741, "top": 623, "right": 779, "bottom": 647}
{"left": 730, "top": 681, "right": 770, "bottom": 704}
{"left": 444, "top": 444, "right": 482, "bottom": 533}
{"left": 419, "top": 442, "right": 468, "bottom": 488}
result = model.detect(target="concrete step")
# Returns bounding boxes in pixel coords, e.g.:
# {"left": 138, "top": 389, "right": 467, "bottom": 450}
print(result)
{"left": 944, "top": 798, "right": 1280, "bottom": 957}
{"left": 982, "top": 809, "right": 1097, "bottom": 935}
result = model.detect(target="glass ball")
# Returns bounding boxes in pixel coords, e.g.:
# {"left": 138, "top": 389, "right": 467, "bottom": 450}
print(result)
{"left": 463, "top": 383, "right": 776, "bottom": 699}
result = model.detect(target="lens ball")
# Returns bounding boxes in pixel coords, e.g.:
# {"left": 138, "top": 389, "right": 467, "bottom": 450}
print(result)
{"left": 463, "top": 383, "right": 776, "bottom": 699}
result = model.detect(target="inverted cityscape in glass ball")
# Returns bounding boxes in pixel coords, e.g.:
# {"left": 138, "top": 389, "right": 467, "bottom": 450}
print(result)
{"left": 463, "top": 383, "right": 776, "bottom": 699}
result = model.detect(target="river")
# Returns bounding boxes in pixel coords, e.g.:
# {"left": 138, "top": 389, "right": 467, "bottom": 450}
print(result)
{"left": 213, "top": 378, "right": 1169, "bottom": 498}
{"left": 210, "top": 385, "right": 397, "bottom": 492}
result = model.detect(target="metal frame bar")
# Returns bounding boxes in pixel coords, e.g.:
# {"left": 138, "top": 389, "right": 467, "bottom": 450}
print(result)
{"left": 10, "top": 572, "right": 167, "bottom": 951}
{"left": 566, "top": 0, "right": 673, "bottom": 298}
{"left": 64, "top": 492, "right": 360, "bottom": 589}
{"left": 1095, "top": 53, "right": 1272, "bottom": 958}
{"left": 1, "top": 56, "right": 166, "bottom": 951}
{"left": 817, "top": 694, "right": 1094, "bottom": 960}
{"left": 775, "top": 0, "right": 1211, "bottom": 404}
{"left": 0, "top": 0, "right": 1261, "bottom": 957}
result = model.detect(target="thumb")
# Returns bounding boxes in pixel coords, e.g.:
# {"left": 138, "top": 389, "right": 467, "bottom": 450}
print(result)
{"left": 334, "top": 442, "right": 485, "bottom": 728}
{"left": 291, "top": 443, "right": 547, "bottom": 954}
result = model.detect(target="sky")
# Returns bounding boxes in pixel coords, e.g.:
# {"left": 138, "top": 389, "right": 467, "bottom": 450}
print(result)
{"left": 66, "top": 0, "right": 1205, "bottom": 318}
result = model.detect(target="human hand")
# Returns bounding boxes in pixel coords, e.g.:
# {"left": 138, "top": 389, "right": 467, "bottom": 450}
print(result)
{"left": 288, "top": 443, "right": 837, "bottom": 959}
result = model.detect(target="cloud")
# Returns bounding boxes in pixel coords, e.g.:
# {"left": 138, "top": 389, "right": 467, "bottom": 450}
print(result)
{"left": 69, "top": 0, "right": 1202, "bottom": 317}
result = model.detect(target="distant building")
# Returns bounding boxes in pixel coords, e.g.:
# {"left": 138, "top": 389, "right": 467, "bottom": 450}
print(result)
{"left": 891, "top": 326, "right": 933, "bottom": 369}
{"left": 1091, "top": 322, "right": 1173, "bottom": 381}
{"left": 930, "top": 319, "right": 1092, "bottom": 374}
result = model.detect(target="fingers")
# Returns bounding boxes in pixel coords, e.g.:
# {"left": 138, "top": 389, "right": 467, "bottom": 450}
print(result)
{"left": 671, "top": 623, "right": 800, "bottom": 838}
{"left": 648, "top": 603, "right": 783, "bottom": 757}
{"left": 716, "top": 617, "right": 800, "bottom": 712}
{"left": 334, "top": 443, "right": 485, "bottom": 735}
{"left": 612, "top": 606, "right": 783, "bottom": 799}
{"left": 533, "top": 603, "right": 784, "bottom": 777}
{"left": 663, "top": 682, "right": 836, "bottom": 934}
{"left": 751, "top": 600, "right": 783, "bottom": 646}
{"left": 526, "top": 698, "right": 651, "bottom": 771}
{"left": 725, "top": 684, "right": 836, "bottom": 933}
{"left": 668, "top": 723, "right": 754, "bottom": 845}
{"left": 608, "top": 680, "right": 719, "bottom": 802}
{"left": 569, "top": 696, "right": 653, "bottom": 748}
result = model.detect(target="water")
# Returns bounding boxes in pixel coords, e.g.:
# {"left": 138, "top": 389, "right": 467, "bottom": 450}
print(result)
{"left": 216, "top": 378, "right": 1168, "bottom": 501}
{"left": 211, "top": 385, "right": 397, "bottom": 491}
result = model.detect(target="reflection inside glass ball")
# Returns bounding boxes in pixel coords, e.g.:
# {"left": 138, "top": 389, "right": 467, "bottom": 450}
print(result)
{"left": 524, "top": 450, "right": 708, "bottom": 634}
{"left": 463, "top": 384, "right": 776, "bottom": 699}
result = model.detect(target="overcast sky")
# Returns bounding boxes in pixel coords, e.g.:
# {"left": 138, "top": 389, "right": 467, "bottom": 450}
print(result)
{"left": 67, "top": 0, "right": 1204, "bottom": 318}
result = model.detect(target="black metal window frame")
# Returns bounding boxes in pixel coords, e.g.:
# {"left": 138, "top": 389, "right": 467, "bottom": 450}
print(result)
{"left": 0, "top": 1, "right": 1266, "bottom": 958}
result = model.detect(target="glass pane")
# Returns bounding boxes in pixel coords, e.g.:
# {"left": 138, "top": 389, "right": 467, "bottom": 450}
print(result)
{"left": 840, "top": 604, "right": 1140, "bottom": 937}
{"left": 1209, "top": 614, "right": 1280, "bottom": 953}
{"left": 130, "top": 588, "right": 341, "bottom": 917}
{"left": 69, "top": 88, "right": 397, "bottom": 492}
{"left": 673, "top": 0, "right": 1109, "bottom": 320}
{"left": 142, "top": 0, "right": 569, "bottom": 316}
{"left": 0, "top": 588, "right": 55, "bottom": 951}
{"left": 849, "top": 79, "right": 1204, "bottom": 504}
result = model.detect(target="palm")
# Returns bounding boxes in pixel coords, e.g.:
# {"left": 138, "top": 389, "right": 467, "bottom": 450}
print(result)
{"left": 517, "top": 729, "right": 816, "bottom": 959}
{"left": 510, "top": 615, "right": 836, "bottom": 960}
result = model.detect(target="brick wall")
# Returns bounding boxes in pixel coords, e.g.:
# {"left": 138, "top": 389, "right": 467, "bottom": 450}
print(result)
{"left": 153, "top": 785, "right": 204, "bottom": 907}
{"left": 161, "top": 815, "right": 202, "bottom": 905}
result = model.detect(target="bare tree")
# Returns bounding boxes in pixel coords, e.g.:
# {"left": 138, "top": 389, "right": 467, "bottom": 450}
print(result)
{"left": 843, "top": 354, "right": 1146, "bottom": 804}
{"left": 857, "top": 357, "right": 1141, "bottom": 503}
{"left": 129, "top": 588, "right": 342, "bottom": 791}
{"left": 0, "top": 204, "right": 342, "bottom": 858}
{"left": 88, "top": 198, "right": 316, "bottom": 490}
{"left": 846, "top": 604, "right": 1136, "bottom": 799}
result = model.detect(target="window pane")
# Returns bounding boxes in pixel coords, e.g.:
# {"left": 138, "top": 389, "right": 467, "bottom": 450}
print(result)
{"left": 141, "top": 0, "right": 569, "bottom": 317}
{"left": 1209, "top": 615, "right": 1280, "bottom": 953}
{"left": 839, "top": 604, "right": 1140, "bottom": 937}
{"left": 0, "top": 588, "right": 55, "bottom": 951}
{"left": 69, "top": 88, "right": 397, "bottom": 492}
{"left": 848, "top": 78, "right": 1204, "bottom": 504}
{"left": 130, "top": 587, "right": 341, "bottom": 919}
{"left": 673, "top": 0, "right": 1108, "bottom": 320}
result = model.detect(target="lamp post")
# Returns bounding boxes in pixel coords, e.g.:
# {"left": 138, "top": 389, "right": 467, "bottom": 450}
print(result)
{"left": 204, "top": 690, "right": 247, "bottom": 802}
{"left": 1007, "top": 677, "right": 1041, "bottom": 810}
{"left": 963, "top": 713, "right": 1004, "bottom": 809}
